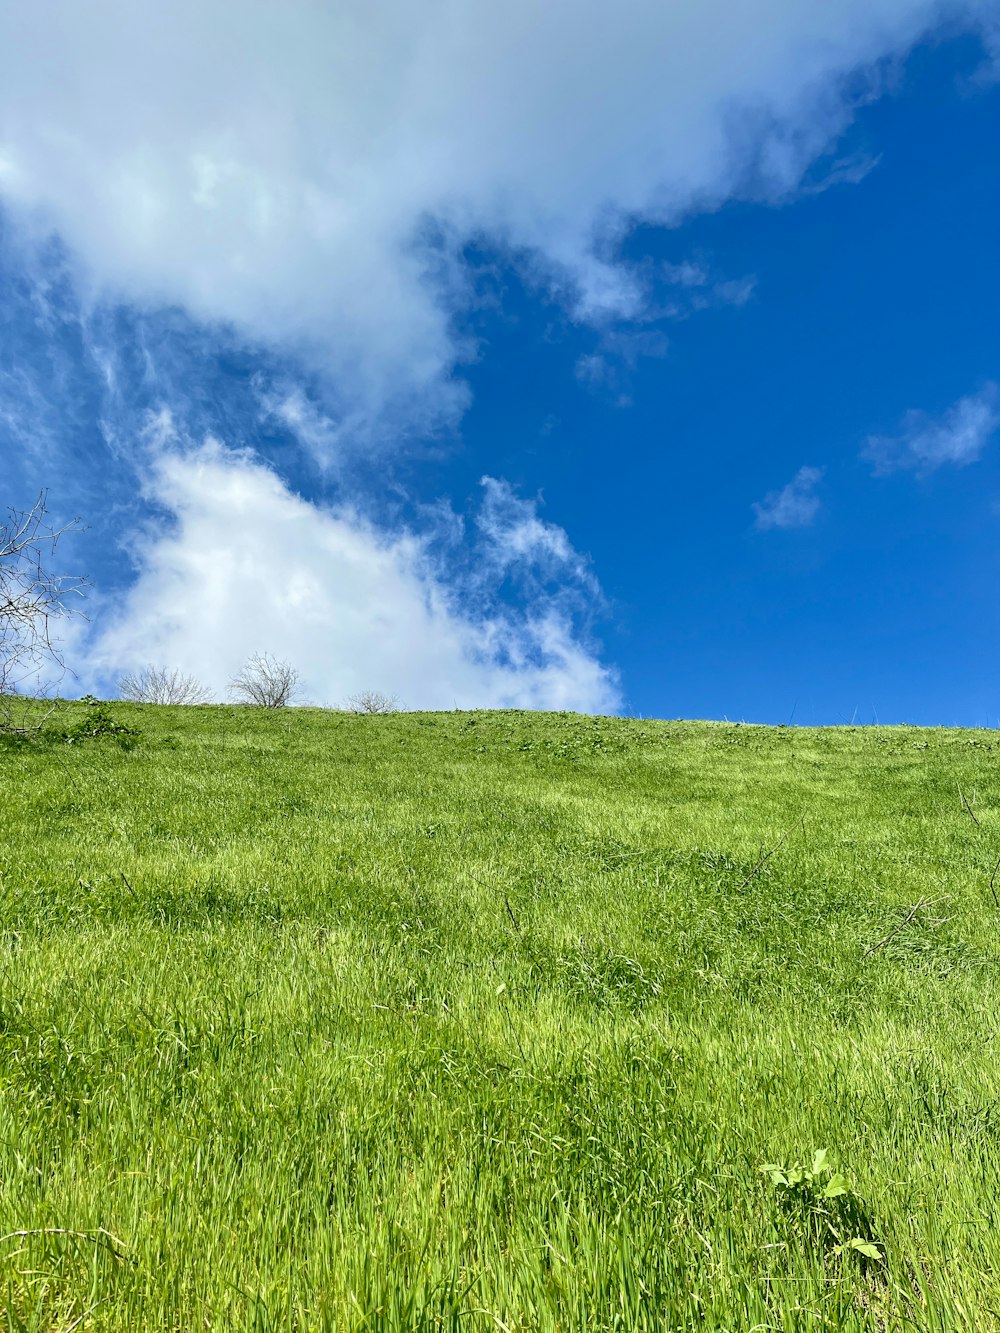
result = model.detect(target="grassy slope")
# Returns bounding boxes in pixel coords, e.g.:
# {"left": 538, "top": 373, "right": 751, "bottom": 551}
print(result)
{"left": 2, "top": 704, "right": 1000, "bottom": 1330}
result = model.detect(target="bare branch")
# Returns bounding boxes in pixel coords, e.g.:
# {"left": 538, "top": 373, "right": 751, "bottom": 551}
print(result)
{"left": 346, "top": 689, "right": 400, "bottom": 715}
{"left": 958, "top": 785, "right": 981, "bottom": 827}
{"left": 118, "top": 666, "right": 213, "bottom": 705}
{"left": 230, "top": 653, "right": 300, "bottom": 708}
{"left": 1, "top": 491, "right": 86, "bottom": 730}
{"left": 862, "top": 896, "right": 939, "bottom": 959}
{"left": 735, "top": 827, "right": 791, "bottom": 892}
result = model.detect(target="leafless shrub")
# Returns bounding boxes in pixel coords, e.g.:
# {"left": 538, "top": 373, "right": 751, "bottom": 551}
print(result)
{"left": 230, "top": 653, "right": 301, "bottom": 708}
{"left": 346, "top": 690, "right": 400, "bottom": 715}
{"left": 118, "top": 666, "right": 213, "bottom": 705}
{"left": 1, "top": 492, "right": 86, "bottom": 732}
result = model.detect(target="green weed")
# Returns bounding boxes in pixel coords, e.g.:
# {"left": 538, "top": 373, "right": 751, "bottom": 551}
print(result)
{"left": 760, "top": 1148, "right": 883, "bottom": 1262}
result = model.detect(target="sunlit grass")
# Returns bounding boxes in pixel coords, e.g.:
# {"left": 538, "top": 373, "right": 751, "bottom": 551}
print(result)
{"left": 2, "top": 703, "right": 999, "bottom": 1328}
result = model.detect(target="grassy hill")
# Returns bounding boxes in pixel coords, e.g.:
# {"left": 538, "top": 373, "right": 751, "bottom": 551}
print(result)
{"left": 2, "top": 702, "right": 1000, "bottom": 1330}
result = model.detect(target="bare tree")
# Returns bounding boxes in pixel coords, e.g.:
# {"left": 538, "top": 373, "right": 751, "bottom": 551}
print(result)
{"left": 118, "top": 665, "right": 213, "bottom": 705}
{"left": 230, "top": 653, "right": 301, "bottom": 708}
{"left": 1, "top": 492, "right": 85, "bottom": 729}
{"left": 346, "top": 690, "right": 400, "bottom": 715}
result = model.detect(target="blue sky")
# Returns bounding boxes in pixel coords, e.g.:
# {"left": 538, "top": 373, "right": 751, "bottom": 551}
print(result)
{"left": 1, "top": 2, "right": 998, "bottom": 720}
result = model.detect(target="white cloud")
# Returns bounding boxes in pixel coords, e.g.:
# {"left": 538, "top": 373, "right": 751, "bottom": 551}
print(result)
{"left": 753, "top": 466, "right": 825, "bottom": 530}
{"left": 863, "top": 384, "right": 1000, "bottom": 475}
{"left": 82, "top": 436, "right": 619, "bottom": 713}
{"left": 0, "top": 0, "right": 994, "bottom": 436}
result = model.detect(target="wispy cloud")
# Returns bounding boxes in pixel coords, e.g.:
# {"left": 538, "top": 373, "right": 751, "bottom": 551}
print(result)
{"left": 969, "top": 10, "right": 1000, "bottom": 83}
{"left": 753, "top": 466, "right": 824, "bottom": 530}
{"left": 863, "top": 384, "right": 999, "bottom": 476}
{"left": 257, "top": 386, "right": 341, "bottom": 471}
{"left": 658, "top": 261, "right": 757, "bottom": 318}
{"left": 574, "top": 330, "right": 668, "bottom": 406}
{"left": 800, "top": 150, "right": 882, "bottom": 196}
{"left": 477, "top": 477, "right": 602, "bottom": 601}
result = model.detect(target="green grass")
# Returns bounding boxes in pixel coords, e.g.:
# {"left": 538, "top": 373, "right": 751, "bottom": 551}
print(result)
{"left": 2, "top": 702, "right": 1000, "bottom": 1330}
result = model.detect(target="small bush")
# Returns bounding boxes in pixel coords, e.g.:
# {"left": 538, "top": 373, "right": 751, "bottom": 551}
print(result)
{"left": 57, "top": 699, "right": 141, "bottom": 745}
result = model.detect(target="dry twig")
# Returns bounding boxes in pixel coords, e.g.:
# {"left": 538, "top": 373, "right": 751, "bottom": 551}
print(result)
{"left": 862, "top": 897, "right": 933, "bottom": 958}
